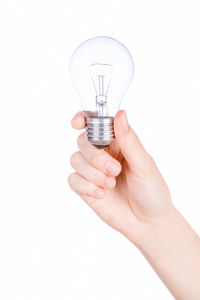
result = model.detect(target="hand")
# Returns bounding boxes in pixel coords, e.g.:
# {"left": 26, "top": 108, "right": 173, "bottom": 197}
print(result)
{"left": 68, "top": 110, "right": 174, "bottom": 243}
{"left": 68, "top": 110, "right": 200, "bottom": 300}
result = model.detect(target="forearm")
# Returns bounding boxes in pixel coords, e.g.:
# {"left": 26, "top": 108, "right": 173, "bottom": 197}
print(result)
{"left": 127, "top": 208, "right": 200, "bottom": 300}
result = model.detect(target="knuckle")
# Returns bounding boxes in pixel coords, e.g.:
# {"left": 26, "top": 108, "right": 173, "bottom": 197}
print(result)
{"left": 70, "top": 151, "right": 80, "bottom": 167}
{"left": 90, "top": 152, "right": 102, "bottom": 167}
{"left": 77, "top": 132, "right": 85, "bottom": 148}
{"left": 95, "top": 173, "right": 105, "bottom": 185}
{"left": 88, "top": 183, "right": 97, "bottom": 196}
{"left": 67, "top": 173, "right": 77, "bottom": 190}
{"left": 67, "top": 173, "right": 73, "bottom": 187}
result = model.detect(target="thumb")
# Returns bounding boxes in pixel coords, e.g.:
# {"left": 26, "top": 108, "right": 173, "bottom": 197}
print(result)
{"left": 114, "top": 110, "right": 151, "bottom": 172}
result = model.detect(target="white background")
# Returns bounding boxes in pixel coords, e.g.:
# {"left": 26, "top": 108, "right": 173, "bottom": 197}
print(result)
{"left": 0, "top": 0, "right": 200, "bottom": 299}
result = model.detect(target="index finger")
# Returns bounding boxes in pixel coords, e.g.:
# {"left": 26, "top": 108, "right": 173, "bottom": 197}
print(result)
{"left": 71, "top": 112, "right": 86, "bottom": 130}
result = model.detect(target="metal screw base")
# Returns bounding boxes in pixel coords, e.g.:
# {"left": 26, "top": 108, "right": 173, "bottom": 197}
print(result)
{"left": 86, "top": 116, "right": 115, "bottom": 148}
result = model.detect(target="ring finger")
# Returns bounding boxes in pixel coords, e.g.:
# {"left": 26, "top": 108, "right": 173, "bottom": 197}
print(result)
{"left": 68, "top": 172, "right": 105, "bottom": 199}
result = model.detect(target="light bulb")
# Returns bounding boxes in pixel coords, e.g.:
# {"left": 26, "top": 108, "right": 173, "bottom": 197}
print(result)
{"left": 69, "top": 36, "right": 134, "bottom": 148}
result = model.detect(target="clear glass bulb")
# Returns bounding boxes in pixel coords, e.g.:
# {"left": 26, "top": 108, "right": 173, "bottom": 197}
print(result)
{"left": 69, "top": 36, "right": 134, "bottom": 148}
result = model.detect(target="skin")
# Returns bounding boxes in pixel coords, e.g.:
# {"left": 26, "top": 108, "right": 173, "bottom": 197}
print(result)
{"left": 68, "top": 110, "right": 200, "bottom": 300}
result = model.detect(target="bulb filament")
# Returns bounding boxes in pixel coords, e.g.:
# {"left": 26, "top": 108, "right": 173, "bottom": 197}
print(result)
{"left": 89, "top": 63, "right": 114, "bottom": 117}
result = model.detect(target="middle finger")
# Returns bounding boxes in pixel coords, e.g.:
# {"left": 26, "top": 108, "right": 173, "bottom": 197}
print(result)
{"left": 77, "top": 133, "right": 122, "bottom": 177}
{"left": 70, "top": 151, "right": 116, "bottom": 189}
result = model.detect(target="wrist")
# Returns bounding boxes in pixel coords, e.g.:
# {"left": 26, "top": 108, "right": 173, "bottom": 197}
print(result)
{"left": 125, "top": 207, "right": 200, "bottom": 300}
{"left": 124, "top": 206, "right": 179, "bottom": 250}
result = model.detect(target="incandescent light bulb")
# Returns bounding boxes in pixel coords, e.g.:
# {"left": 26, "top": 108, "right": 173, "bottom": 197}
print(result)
{"left": 69, "top": 36, "right": 134, "bottom": 148}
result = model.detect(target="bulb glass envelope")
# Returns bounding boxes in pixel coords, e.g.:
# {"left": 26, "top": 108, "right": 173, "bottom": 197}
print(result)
{"left": 69, "top": 36, "right": 134, "bottom": 117}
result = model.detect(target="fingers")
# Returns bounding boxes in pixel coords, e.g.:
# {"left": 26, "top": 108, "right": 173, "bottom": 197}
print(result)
{"left": 77, "top": 133, "right": 122, "bottom": 177}
{"left": 69, "top": 111, "right": 121, "bottom": 203}
{"left": 71, "top": 112, "right": 86, "bottom": 130}
{"left": 114, "top": 110, "right": 154, "bottom": 172}
{"left": 70, "top": 151, "right": 116, "bottom": 189}
{"left": 68, "top": 172, "right": 105, "bottom": 200}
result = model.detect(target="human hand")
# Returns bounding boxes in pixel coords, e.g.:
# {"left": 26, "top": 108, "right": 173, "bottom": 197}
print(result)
{"left": 68, "top": 110, "right": 200, "bottom": 300}
{"left": 68, "top": 110, "right": 174, "bottom": 244}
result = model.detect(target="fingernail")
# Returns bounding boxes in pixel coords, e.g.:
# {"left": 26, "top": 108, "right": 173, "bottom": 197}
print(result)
{"left": 106, "top": 177, "right": 116, "bottom": 189}
{"left": 106, "top": 162, "right": 121, "bottom": 176}
{"left": 122, "top": 111, "right": 129, "bottom": 132}
{"left": 97, "top": 189, "right": 105, "bottom": 198}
